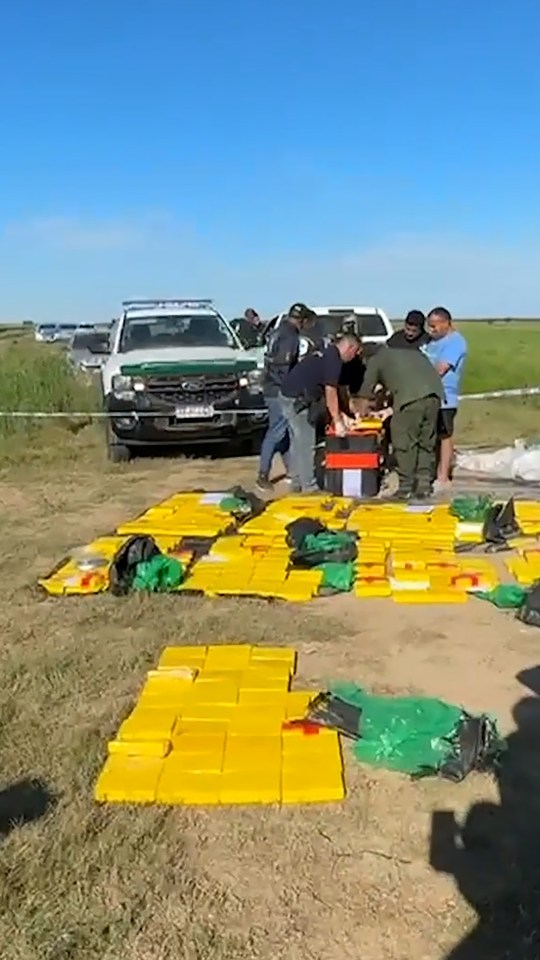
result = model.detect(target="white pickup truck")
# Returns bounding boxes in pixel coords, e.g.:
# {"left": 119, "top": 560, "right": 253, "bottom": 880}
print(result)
{"left": 100, "top": 299, "right": 266, "bottom": 462}
{"left": 256, "top": 305, "right": 393, "bottom": 364}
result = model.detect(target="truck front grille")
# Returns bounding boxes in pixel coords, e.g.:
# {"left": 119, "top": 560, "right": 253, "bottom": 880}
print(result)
{"left": 143, "top": 372, "right": 239, "bottom": 405}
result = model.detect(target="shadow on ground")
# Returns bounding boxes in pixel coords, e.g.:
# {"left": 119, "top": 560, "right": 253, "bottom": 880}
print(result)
{"left": 130, "top": 436, "right": 262, "bottom": 463}
{"left": 0, "top": 778, "right": 56, "bottom": 838}
{"left": 432, "top": 666, "right": 540, "bottom": 959}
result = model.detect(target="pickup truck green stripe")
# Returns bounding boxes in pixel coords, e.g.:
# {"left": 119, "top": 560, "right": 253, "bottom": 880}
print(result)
{"left": 120, "top": 359, "right": 257, "bottom": 376}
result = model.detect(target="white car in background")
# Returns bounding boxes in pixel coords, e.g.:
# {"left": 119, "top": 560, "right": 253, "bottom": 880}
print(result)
{"left": 34, "top": 323, "right": 78, "bottom": 343}
{"left": 53, "top": 324, "right": 78, "bottom": 343}
{"left": 101, "top": 298, "right": 265, "bottom": 462}
{"left": 256, "top": 305, "right": 393, "bottom": 366}
{"left": 34, "top": 324, "right": 57, "bottom": 343}
{"left": 68, "top": 328, "right": 111, "bottom": 372}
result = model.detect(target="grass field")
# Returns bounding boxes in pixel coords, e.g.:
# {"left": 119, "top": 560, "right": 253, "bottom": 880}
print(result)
{"left": 1, "top": 319, "right": 540, "bottom": 462}
{"left": 454, "top": 321, "right": 540, "bottom": 447}
{"left": 1, "top": 323, "right": 540, "bottom": 960}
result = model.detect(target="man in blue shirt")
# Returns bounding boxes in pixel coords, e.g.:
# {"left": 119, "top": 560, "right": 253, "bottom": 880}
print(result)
{"left": 279, "top": 335, "right": 360, "bottom": 492}
{"left": 423, "top": 307, "right": 467, "bottom": 488}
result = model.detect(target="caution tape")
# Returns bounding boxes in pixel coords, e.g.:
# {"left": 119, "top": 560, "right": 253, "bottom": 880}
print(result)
{"left": 0, "top": 409, "right": 267, "bottom": 418}
{"left": 460, "top": 386, "right": 540, "bottom": 401}
{"left": 0, "top": 385, "right": 539, "bottom": 418}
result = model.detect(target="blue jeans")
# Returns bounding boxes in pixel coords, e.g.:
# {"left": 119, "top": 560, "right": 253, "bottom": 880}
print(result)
{"left": 278, "top": 394, "right": 318, "bottom": 492}
{"left": 259, "top": 396, "right": 291, "bottom": 478}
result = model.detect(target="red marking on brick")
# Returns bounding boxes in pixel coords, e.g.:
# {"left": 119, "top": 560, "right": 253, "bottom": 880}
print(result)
{"left": 282, "top": 721, "right": 321, "bottom": 736}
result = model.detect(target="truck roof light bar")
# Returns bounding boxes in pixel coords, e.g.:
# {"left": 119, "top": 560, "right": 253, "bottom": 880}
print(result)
{"left": 122, "top": 299, "right": 215, "bottom": 311}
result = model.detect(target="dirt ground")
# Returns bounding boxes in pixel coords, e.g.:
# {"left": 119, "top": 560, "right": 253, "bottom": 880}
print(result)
{"left": 1, "top": 449, "right": 540, "bottom": 960}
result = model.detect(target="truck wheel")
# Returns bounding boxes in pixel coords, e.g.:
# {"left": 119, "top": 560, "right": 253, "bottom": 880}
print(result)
{"left": 105, "top": 423, "right": 132, "bottom": 463}
{"left": 108, "top": 441, "right": 132, "bottom": 463}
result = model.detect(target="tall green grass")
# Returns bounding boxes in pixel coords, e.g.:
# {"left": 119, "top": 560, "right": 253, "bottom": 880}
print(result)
{"left": 0, "top": 343, "right": 99, "bottom": 458}
{"left": 459, "top": 322, "right": 540, "bottom": 394}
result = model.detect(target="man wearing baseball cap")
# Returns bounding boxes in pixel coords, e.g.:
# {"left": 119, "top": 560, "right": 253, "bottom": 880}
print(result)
{"left": 257, "top": 303, "right": 321, "bottom": 492}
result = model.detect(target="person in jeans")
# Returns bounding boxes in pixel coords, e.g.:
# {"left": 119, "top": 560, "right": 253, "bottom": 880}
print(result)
{"left": 256, "top": 303, "right": 319, "bottom": 492}
{"left": 356, "top": 347, "right": 444, "bottom": 499}
{"left": 423, "top": 307, "right": 468, "bottom": 490}
{"left": 279, "top": 335, "right": 361, "bottom": 493}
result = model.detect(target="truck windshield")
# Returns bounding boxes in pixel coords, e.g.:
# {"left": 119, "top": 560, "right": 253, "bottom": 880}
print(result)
{"left": 263, "top": 311, "right": 388, "bottom": 345}
{"left": 119, "top": 313, "right": 237, "bottom": 352}
{"left": 318, "top": 313, "right": 388, "bottom": 338}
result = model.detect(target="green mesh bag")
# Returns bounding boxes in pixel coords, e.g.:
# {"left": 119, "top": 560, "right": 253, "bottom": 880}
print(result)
{"left": 450, "top": 494, "right": 493, "bottom": 522}
{"left": 317, "top": 561, "right": 355, "bottom": 593}
{"left": 476, "top": 584, "right": 528, "bottom": 609}
{"left": 132, "top": 555, "right": 184, "bottom": 592}
{"left": 329, "top": 681, "right": 504, "bottom": 780}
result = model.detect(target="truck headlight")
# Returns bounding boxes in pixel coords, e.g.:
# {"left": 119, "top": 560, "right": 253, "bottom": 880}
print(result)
{"left": 239, "top": 369, "right": 263, "bottom": 393}
{"left": 112, "top": 374, "right": 146, "bottom": 399}
{"left": 112, "top": 374, "right": 135, "bottom": 399}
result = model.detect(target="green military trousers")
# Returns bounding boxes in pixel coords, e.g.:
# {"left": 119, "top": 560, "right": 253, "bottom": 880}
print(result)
{"left": 390, "top": 394, "right": 440, "bottom": 495}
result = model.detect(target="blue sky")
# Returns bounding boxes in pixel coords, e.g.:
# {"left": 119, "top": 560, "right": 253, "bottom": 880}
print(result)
{"left": 1, "top": 0, "right": 539, "bottom": 323}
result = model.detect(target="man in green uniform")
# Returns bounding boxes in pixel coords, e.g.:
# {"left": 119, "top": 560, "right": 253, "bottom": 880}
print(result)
{"left": 356, "top": 348, "right": 444, "bottom": 499}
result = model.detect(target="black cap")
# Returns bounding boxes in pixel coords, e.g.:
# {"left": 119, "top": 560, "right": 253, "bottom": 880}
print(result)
{"left": 288, "top": 302, "right": 313, "bottom": 321}
{"left": 404, "top": 310, "right": 426, "bottom": 328}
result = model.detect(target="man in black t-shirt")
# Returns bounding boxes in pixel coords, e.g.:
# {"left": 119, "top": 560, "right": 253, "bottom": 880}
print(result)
{"left": 387, "top": 310, "right": 429, "bottom": 350}
{"left": 279, "top": 334, "right": 361, "bottom": 492}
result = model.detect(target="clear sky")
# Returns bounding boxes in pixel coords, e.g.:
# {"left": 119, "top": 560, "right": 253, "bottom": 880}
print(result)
{"left": 1, "top": 0, "right": 539, "bottom": 323}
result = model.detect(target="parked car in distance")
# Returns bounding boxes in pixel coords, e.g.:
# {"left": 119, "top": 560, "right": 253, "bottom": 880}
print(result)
{"left": 69, "top": 329, "right": 110, "bottom": 372}
{"left": 52, "top": 324, "right": 78, "bottom": 343}
{"left": 34, "top": 324, "right": 57, "bottom": 343}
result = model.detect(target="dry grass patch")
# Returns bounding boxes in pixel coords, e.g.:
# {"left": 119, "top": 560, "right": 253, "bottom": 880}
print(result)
{"left": 2, "top": 458, "right": 540, "bottom": 958}
{"left": 2, "top": 322, "right": 540, "bottom": 958}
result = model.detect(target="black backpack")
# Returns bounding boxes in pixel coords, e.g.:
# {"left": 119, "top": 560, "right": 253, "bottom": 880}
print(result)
{"left": 109, "top": 535, "right": 162, "bottom": 596}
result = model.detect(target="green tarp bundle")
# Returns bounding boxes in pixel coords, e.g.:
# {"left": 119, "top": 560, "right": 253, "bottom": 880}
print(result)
{"left": 219, "top": 495, "right": 251, "bottom": 515}
{"left": 476, "top": 584, "right": 528, "bottom": 609}
{"left": 301, "top": 530, "right": 357, "bottom": 561}
{"left": 286, "top": 519, "right": 358, "bottom": 594}
{"left": 219, "top": 486, "right": 263, "bottom": 518}
{"left": 318, "top": 561, "right": 355, "bottom": 593}
{"left": 329, "top": 681, "right": 504, "bottom": 778}
{"left": 450, "top": 494, "right": 493, "bottom": 522}
{"left": 133, "top": 555, "right": 184, "bottom": 593}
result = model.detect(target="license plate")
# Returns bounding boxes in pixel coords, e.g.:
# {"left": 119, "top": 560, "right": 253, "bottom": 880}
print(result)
{"left": 174, "top": 404, "right": 214, "bottom": 419}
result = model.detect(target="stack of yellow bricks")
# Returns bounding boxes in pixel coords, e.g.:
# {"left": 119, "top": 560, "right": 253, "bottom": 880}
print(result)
{"left": 505, "top": 502, "right": 540, "bottom": 585}
{"left": 347, "top": 503, "right": 499, "bottom": 603}
{"left": 38, "top": 534, "right": 195, "bottom": 596}
{"left": 40, "top": 492, "right": 540, "bottom": 604}
{"left": 180, "top": 495, "right": 350, "bottom": 601}
{"left": 182, "top": 498, "right": 501, "bottom": 604}
{"left": 116, "top": 492, "right": 239, "bottom": 539}
{"left": 39, "top": 492, "right": 244, "bottom": 596}
{"left": 94, "top": 644, "right": 345, "bottom": 806}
